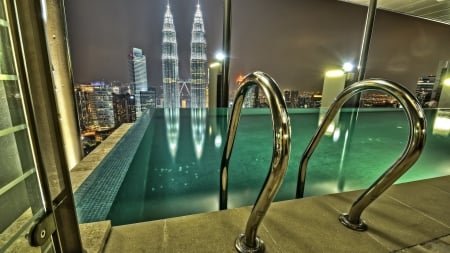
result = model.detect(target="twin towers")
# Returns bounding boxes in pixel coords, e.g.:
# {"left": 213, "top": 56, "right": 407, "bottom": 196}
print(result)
{"left": 162, "top": 1, "right": 208, "bottom": 108}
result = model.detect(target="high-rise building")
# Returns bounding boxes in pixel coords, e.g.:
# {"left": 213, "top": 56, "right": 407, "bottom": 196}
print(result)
{"left": 284, "top": 89, "right": 292, "bottom": 107}
{"left": 74, "top": 84, "right": 95, "bottom": 132}
{"left": 113, "top": 93, "right": 136, "bottom": 127}
{"left": 190, "top": 2, "right": 208, "bottom": 108}
{"left": 162, "top": 3, "right": 180, "bottom": 108}
{"left": 415, "top": 75, "right": 435, "bottom": 107}
{"left": 91, "top": 81, "right": 116, "bottom": 129}
{"left": 243, "top": 86, "right": 260, "bottom": 108}
{"left": 140, "top": 87, "right": 157, "bottom": 111}
{"left": 283, "top": 89, "right": 300, "bottom": 108}
{"left": 129, "top": 48, "right": 148, "bottom": 114}
{"left": 74, "top": 82, "right": 116, "bottom": 131}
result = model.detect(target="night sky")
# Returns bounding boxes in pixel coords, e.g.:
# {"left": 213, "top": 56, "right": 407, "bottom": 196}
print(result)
{"left": 65, "top": 0, "right": 450, "bottom": 92}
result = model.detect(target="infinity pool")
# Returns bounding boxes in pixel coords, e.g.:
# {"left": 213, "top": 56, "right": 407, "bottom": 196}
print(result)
{"left": 103, "top": 108, "right": 449, "bottom": 226}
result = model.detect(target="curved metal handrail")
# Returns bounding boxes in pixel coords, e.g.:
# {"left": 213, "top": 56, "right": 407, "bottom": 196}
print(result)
{"left": 220, "top": 71, "right": 291, "bottom": 253}
{"left": 295, "top": 79, "right": 426, "bottom": 231}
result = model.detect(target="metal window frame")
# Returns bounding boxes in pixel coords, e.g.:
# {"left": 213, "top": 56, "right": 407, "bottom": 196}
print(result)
{"left": 5, "top": 0, "right": 83, "bottom": 252}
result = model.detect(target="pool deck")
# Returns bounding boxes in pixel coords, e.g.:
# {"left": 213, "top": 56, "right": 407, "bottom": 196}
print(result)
{"left": 71, "top": 124, "right": 450, "bottom": 253}
{"left": 99, "top": 176, "right": 449, "bottom": 253}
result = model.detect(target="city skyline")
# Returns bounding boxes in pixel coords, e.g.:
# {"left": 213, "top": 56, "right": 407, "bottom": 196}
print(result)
{"left": 66, "top": 0, "right": 222, "bottom": 88}
{"left": 65, "top": 0, "right": 450, "bottom": 93}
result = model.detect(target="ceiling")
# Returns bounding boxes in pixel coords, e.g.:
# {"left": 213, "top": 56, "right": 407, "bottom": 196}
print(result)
{"left": 341, "top": 0, "right": 450, "bottom": 25}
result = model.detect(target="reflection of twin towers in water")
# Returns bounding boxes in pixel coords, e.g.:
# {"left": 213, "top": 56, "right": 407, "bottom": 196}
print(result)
{"left": 165, "top": 108, "right": 209, "bottom": 161}
{"left": 162, "top": 2, "right": 209, "bottom": 160}
{"left": 162, "top": 1, "right": 208, "bottom": 108}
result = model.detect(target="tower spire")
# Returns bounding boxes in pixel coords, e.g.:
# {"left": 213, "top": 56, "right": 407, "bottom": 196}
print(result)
{"left": 190, "top": 0, "right": 207, "bottom": 108}
{"left": 162, "top": 1, "right": 180, "bottom": 108}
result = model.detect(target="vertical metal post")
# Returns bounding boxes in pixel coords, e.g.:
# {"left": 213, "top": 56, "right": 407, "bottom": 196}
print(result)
{"left": 219, "top": 0, "right": 231, "bottom": 107}
{"left": 46, "top": 0, "right": 83, "bottom": 168}
{"left": 341, "top": 0, "right": 378, "bottom": 189}
{"left": 357, "top": 0, "right": 377, "bottom": 81}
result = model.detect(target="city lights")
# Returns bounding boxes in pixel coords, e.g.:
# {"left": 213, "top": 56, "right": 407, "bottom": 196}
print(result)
{"left": 343, "top": 62, "right": 354, "bottom": 72}
{"left": 325, "top": 69, "right": 345, "bottom": 77}
{"left": 443, "top": 78, "right": 450, "bottom": 86}
{"left": 215, "top": 51, "right": 225, "bottom": 61}
{"left": 209, "top": 62, "right": 221, "bottom": 68}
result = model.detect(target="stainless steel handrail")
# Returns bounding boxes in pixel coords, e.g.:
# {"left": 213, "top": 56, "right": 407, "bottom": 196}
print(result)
{"left": 295, "top": 79, "right": 426, "bottom": 231}
{"left": 219, "top": 71, "right": 291, "bottom": 253}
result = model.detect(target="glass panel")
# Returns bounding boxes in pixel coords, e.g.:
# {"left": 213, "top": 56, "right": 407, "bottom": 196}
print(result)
{"left": 0, "top": 0, "right": 55, "bottom": 252}
{"left": 0, "top": 1, "right": 5, "bottom": 20}
{"left": 0, "top": 27, "right": 15, "bottom": 75}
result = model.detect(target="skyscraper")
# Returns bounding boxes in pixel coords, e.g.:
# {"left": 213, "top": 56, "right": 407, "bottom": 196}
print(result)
{"left": 129, "top": 48, "right": 148, "bottom": 114}
{"left": 190, "top": 2, "right": 208, "bottom": 108}
{"left": 162, "top": 2, "right": 180, "bottom": 108}
{"left": 415, "top": 75, "right": 435, "bottom": 107}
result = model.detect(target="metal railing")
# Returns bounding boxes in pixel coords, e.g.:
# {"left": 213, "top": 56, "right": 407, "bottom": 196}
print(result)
{"left": 219, "top": 71, "right": 291, "bottom": 253}
{"left": 295, "top": 79, "right": 427, "bottom": 231}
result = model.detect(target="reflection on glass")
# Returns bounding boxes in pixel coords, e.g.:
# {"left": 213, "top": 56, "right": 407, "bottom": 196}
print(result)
{"left": 432, "top": 109, "right": 450, "bottom": 136}
{"left": 318, "top": 108, "right": 339, "bottom": 136}
{"left": 164, "top": 108, "right": 180, "bottom": 159}
{"left": 337, "top": 129, "right": 349, "bottom": 192}
{"left": 191, "top": 108, "right": 206, "bottom": 159}
{"left": 319, "top": 69, "right": 346, "bottom": 136}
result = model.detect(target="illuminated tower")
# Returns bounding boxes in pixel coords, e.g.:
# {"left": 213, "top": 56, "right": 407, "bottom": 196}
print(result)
{"left": 162, "top": 2, "right": 180, "bottom": 108}
{"left": 129, "top": 47, "right": 148, "bottom": 114}
{"left": 190, "top": 1, "right": 208, "bottom": 108}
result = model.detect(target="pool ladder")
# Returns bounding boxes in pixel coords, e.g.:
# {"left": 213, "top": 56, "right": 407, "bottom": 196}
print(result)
{"left": 296, "top": 78, "right": 427, "bottom": 231}
{"left": 219, "top": 71, "right": 291, "bottom": 253}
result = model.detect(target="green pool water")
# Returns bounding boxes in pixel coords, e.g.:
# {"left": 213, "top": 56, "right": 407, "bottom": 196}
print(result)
{"left": 107, "top": 108, "right": 450, "bottom": 226}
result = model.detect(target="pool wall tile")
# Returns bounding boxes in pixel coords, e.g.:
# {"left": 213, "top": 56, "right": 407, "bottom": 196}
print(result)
{"left": 74, "top": 110, "right": 154, "bottom": 223}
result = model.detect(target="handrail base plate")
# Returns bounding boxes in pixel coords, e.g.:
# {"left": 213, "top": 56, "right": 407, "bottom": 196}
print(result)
{"left": 235, "top": 233, "right": 265, "bottom": 253}
{"left": 339, "top": 213, "right": 368, "bottom": 231}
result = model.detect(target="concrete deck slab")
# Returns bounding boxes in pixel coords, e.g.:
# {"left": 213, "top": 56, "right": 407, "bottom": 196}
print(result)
{"left": 102, "top": 176, "right": 450, "bottom": 253}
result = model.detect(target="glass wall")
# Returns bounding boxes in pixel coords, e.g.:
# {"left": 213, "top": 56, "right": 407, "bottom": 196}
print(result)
{"left": 65, "top": 0, "right": 450, "bottom": 226}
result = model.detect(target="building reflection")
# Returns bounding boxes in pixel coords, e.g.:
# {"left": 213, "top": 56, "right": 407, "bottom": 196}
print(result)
{"left": 164, "top": 108, "right": 180, "bottom": 159}
{"left": 162, "top": 108, "right": 227, "bottom": 164}
{"left": 191, "top": 108, "right": 207, "bottom": 160}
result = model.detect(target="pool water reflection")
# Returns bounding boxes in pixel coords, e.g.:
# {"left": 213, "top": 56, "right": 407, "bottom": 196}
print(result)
{"left": 106, "top": 108, "right": 449, "bottom": 226}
